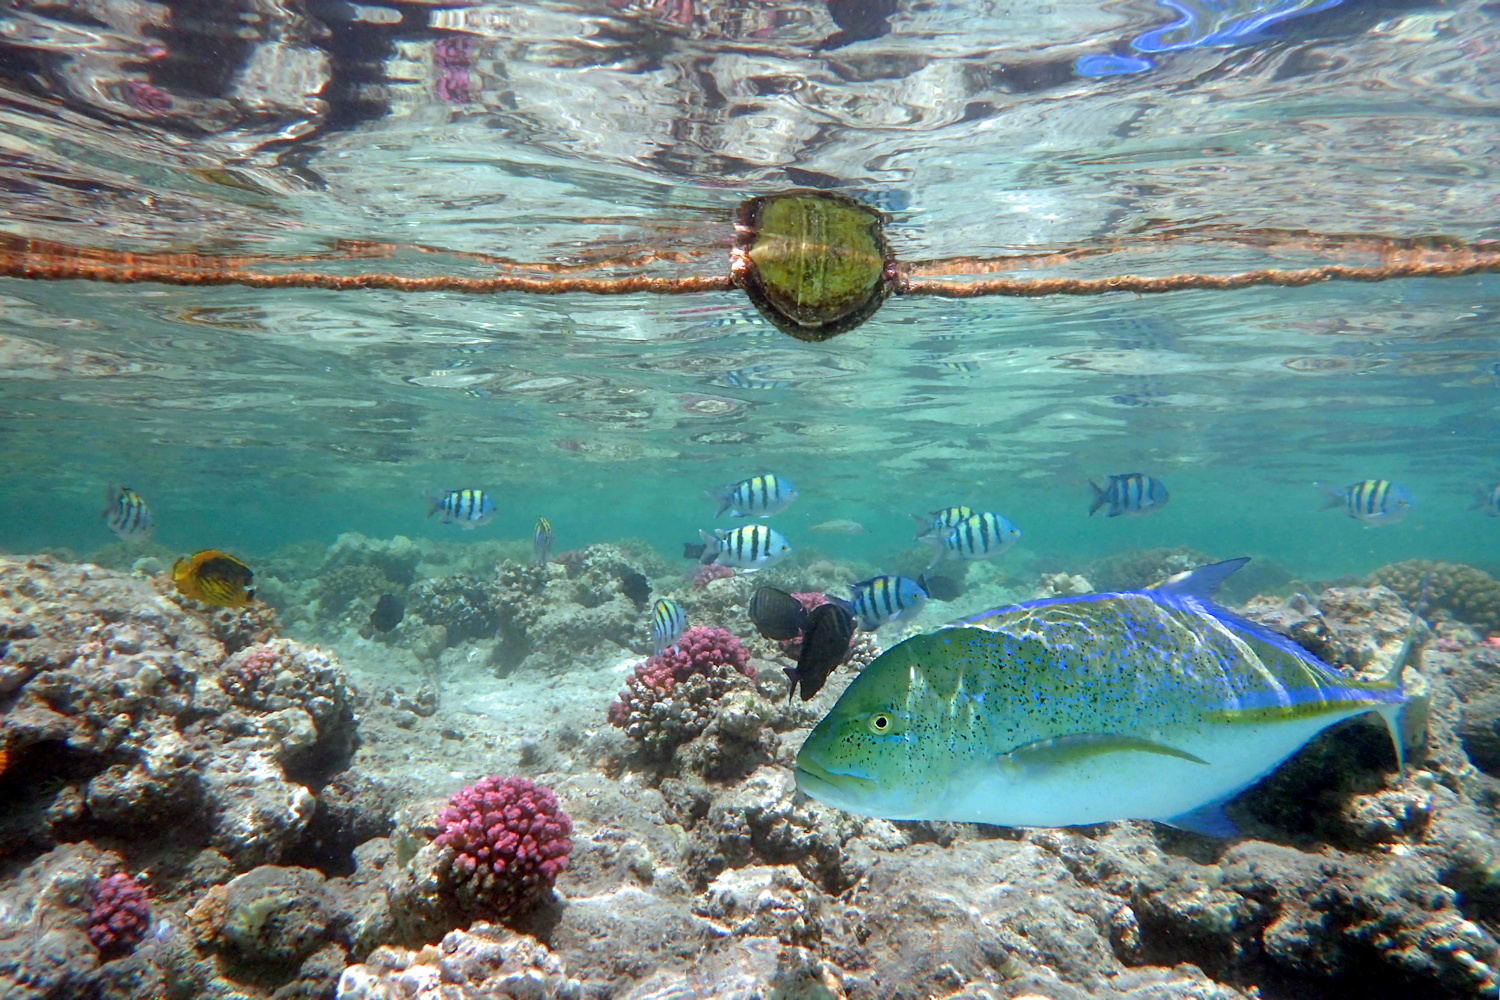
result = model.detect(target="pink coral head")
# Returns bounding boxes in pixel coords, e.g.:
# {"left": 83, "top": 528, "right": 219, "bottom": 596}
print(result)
{"left": 790, "top": 592, "right": 829, "bottom": 613}
{"left": 691, "top": 563, "right": 736, "bottom": 588}
{"left": 433, "top": 776, "right": 572, "bottom": 918}
{"left": 86, "top": 873, "right": 150, "bottom": 957}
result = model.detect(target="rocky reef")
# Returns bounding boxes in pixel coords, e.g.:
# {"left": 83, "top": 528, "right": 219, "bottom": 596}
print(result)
{"left": 8, "top": 547, "right": 1500, "bottom": 1000}
{"left": 1371, "top": 559, "right": 1500, "bottom": 636}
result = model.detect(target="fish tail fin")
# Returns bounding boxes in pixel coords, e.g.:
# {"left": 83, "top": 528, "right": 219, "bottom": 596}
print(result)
{"left": 1087, "top": 480, "right": 1106, "bottom": 516}
{"left": 424, "top": 492, "right": 444, "bottom": 518}
{"left": 1471, "top": 483, "right": 1490, "bottom": 510}
{"left": 1156, "top": 557, "right": 1250, "bottom": 602}
{"left": 1377, "top": 610, "right": 1426, "bottom": 772}
{"left": 101, "top": 484, "right": 119, "bottom": 519}
{"left": 697, "top": 529, "right": 720, "bottom": 563}
{"left": 910, "top": 513, "right": 933, "bottom": 538}
{"left": 706, "top": 487, "right": 733, "bottom": 518}
{"left": 1314, "top": 482, "right": 1345, "bottom": 509}
{"left": 1375, "top": 704, "right": 1406, "bottom": 773}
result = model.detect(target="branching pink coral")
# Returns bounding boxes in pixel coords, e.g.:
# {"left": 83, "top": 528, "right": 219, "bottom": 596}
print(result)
{"left": 86, "top": 873, "right": 150, "bottom": 957}
{"left": 433, "top": 776, "right": 572, "bottom": 920}
{"left": 608, "top": 625, "right": 753, "bottom": 726}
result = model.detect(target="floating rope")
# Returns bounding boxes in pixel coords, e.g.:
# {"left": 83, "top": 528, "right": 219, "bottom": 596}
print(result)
{"left": 3, "top": 196, "right": 1498, "bottom": 340}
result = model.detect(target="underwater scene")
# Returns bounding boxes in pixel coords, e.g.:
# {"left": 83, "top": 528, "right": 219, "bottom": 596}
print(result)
{"left": 4, "top": 0, "right": 1500, "bottom": 998}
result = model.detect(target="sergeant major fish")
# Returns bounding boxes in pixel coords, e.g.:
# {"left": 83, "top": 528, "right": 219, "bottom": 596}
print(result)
{"left": 1089, "top": 473, "right": 1169, "bottom": 517}
{"left": 102, "top": 485, "right": 152, "bottom": 542}
{"left": 427, "top": 488, "right": 496, "bottom": 529}
{"left": 707, "top": 473, "right": 798, "bottom": 518}
{"left": 534, "top": 517, "right": 553, "bottom": 565}
{"left": 843, "top": 575, "right": 929, "bottom": 632}
{"left": 1472, "top": 482, "right": 1500, "bottom": 518}
{"left": 911, "top": 506, "right": 974, "bottom": 540}
{"left": 651, "top": 598, "right": 686, "bottom": 656}
{"left": 794, "top": 558, "right": 1410, "bottom": 834}
{"left": 924, "top": 511, "right": 1020, "bottom": 569}
{"left": 1315, "top": 479, "right": 1414, "bottom": 526}
{"left": 719, "top": 366, "right": 791, "bottom": 390}
{"left": 699, "top": 524, "right": 792, "bottom": 573}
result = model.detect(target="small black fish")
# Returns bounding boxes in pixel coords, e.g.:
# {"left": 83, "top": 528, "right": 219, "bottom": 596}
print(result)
{"left": 921, "top": 574, "right": 964, "bottom": 601}
{"left": 370, "top": 594, "right": 404, "bottom": 632}
{"left": 621, "top": 572, "right": 651, "bottom": 610}
{"left": 749, "top": 586, "right": 808, "bottom": 641}
{"left": 787, "top": 602, "right": 856, "bottom": 702}
{"left": 683, "top": 541, "right": 708, "bottom": 560}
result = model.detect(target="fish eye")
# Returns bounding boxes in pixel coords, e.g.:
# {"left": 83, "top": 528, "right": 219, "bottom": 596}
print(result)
{"left": 868, "top": 712, "right": 893, "bottom": 734}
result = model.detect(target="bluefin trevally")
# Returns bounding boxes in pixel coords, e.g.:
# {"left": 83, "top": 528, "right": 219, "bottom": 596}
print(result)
{"left": 794, "top": 559, "right": 1410, "bottom": 836}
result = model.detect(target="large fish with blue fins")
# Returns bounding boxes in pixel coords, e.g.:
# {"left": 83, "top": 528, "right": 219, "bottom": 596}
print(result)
{"left": 794, "top": 558, "right": 1412, "bottom": 836}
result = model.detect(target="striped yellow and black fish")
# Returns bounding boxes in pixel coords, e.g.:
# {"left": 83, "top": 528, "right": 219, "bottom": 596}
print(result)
{"left": 1470, "top": 483, "right": 1500, "bottom": 518}
{"left": 911, "top": 505, "right": 974, "bottom": 540}
{"left": 534, "top": 516, "right": 553, "bottom": 565}
{"left": 925, "top": 511, "right": 1020, "bottom": 568}
{"left": 1089, "top": 473, "right": 1169, "bottom": 518}
{"left": 426, "top": 488, "right": 496, "bottom": 529}
{"left": 707, "top": 473, "right": 798, "bottom": 518}
{"left": 102, "top": 486, "right": 152, "bottom": 542}
{"left": 699, "top": 524, "right": 792, "bottom": 572}
{"left": 1316, "top": 479, "right": 1414, "bottom": 526}
{"left": 172, "top": 550, "right": 255, "bottom": 608}
{"left": 844, "top": 575, "right": 929, "bottom": 632}
{"left": 651, "top": 598, "right": 687, "bottom": 657}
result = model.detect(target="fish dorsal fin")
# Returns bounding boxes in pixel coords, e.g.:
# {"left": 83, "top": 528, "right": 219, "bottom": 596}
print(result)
{"left": 998, "top": 733, "right": 1209, "bottom": 771}
{"left": 1155, "top": 557, "right": 1251, "bottom": 603}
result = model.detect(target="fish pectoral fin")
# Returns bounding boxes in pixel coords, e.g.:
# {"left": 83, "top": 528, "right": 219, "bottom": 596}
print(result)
{"left": 998, "top": 733, "right": 1209, "bottom": 770}
{"left": 1160, "top": 799, "right": 1241, "bottom": 838}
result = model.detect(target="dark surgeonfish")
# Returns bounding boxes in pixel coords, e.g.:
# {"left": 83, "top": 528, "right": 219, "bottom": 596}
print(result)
{"left": 787, "top": 602, "right": 856, "bottom": 702}
{"left": 621, "top": 572, "right": 652, "bottom": 610}
{"left": 370, "top": 594, "right": 405, "bottom": 632}
{"left": 921, "top": 574, "right": 964, "bottom": 601}
{"left": 749, "top": 586, "right": 808, "bottom": 641}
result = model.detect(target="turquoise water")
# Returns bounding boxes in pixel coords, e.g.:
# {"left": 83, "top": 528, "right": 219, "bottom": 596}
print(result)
{"left": 0, "top": 0, "right": 1498, "bottom": 582}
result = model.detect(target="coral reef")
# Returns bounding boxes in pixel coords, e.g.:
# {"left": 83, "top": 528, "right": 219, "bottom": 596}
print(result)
{"left": 607, "top": 626, "right": 756, "bottom": 757}
{"left": 407, "top": 572, "right": 502, "bottom": 645}
{"left": 16, "top": 550, "right": 1500, "bottom": 1000}
{"left": 432, "top": 776, "right": 573, "bottom": 921}
{"left": 0, "top": 556, "right": 376, "bottom": 876}
{"left": 1370, "top": 558, "right": 1500, "bottom": 634}
{"left": 335, "top": 924, "right": 582, "bottom": 1000}
{"left": 85, "top": 872, "right": 150, "bottom": 957}
{"left": 217, "top": 639, "right": 358, "bottom": 774}
{"left": 313, "top": 533, "right": 421, "bottom": 619}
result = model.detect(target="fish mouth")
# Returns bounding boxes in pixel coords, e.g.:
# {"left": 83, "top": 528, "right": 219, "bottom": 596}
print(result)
{"left": 793, "top": 756, "right": 876, "bottom": 797}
